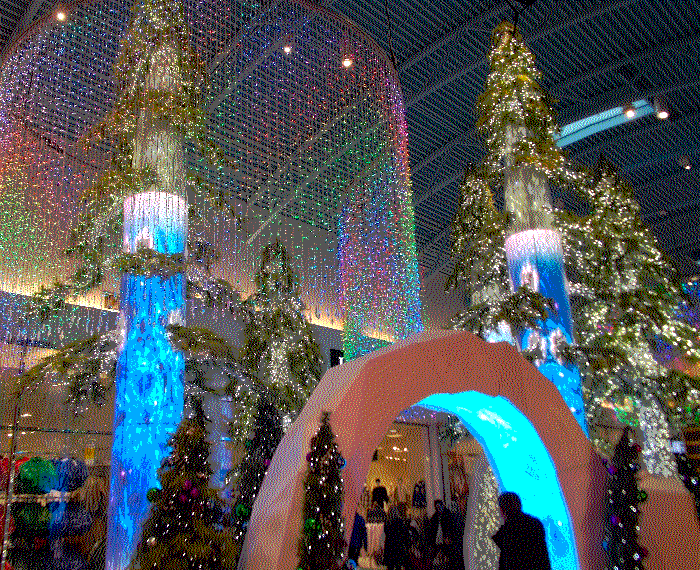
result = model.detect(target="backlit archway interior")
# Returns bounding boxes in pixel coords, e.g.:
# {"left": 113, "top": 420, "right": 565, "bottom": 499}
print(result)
{"left": 417, "top": 391, "right": 579, "bottom": 570}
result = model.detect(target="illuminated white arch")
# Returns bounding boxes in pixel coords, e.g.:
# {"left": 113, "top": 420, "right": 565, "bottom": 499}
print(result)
{"left": 241, "top": 329, "right": 607, "bottom": 570}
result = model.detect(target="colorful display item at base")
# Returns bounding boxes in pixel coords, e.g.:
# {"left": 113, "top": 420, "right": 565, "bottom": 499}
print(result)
{"left": 106, "top": 192, "right": 187, "bottom": 570}
{"left": 417, "top": 391, "right": 580, "bottom": 570}
{"left": 504, "top": 229, "right": 588, "bottom": 435}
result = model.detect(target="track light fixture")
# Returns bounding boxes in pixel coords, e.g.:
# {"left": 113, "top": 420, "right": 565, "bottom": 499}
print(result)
{"left": 654, "top": 97, "right": 669, "bottom": 120}
{"left": 679, "top": 156, "right": 691, "bottom": 170}
{"left": 623, "top": 104, "right": 636, "bottom": 119}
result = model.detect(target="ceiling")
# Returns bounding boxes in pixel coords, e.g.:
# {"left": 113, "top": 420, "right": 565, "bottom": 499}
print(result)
{"left": 0, "top": 0, "right": 698, "bottom": 292}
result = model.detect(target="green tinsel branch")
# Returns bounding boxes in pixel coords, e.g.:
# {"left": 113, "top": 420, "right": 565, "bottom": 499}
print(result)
{"left": 114, "top": 248, "right": 186, "bottom": 278}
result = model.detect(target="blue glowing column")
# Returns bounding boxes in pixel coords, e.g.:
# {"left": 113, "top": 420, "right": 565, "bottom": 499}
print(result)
{"left": 504, "top": 229, "right": 587, "bottom": 435}
{"left": 106, "top": 191, "right": 187, "bottom": 570}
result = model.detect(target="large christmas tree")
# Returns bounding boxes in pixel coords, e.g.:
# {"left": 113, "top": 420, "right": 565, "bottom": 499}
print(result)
{"left": 130, "top": 400, "right": 238, "bottom": 570}
{"left": 225, "top": 241, "right": 322, "bottom": 554}
{"left": 603, "top": 426, "right": 648, "bottom": 570}
{"left": 565, "top": 160, "right": 700, "bottom": 473}
{"left": 298, "top": 412, "right": 346, "bottom": 570}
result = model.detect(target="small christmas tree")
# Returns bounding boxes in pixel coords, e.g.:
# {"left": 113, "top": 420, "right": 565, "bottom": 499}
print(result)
{"left": 603, "top": 426, "right": 648, "bottom": 570}
{"left": 230, "top": 394, "right": 283, "bottom": 543}
{"left": 130, "top": 400, "right": 237, "bottom": 570}
{"left": 298, "top": 412, "right": 346, "bottom": 570}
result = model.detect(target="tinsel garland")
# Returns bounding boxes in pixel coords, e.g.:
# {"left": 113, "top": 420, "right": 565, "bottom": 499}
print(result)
{"left": 18, "top": 332, "right": 118, "bottom": 414}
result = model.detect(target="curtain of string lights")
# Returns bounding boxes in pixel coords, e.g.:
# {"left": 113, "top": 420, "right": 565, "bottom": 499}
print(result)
{"left": 0, "top": 0, "right": 422, "bottom": 360}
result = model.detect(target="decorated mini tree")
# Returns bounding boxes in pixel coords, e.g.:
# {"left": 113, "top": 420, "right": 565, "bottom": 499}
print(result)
{"left": 130, "top": 400, "right": 238, "bottom": 570}
{"left": 603, "top": 426, "right": 648, "bottom": 570}
{"left": 298, "top": 412, "right": 346, "bottom": 570}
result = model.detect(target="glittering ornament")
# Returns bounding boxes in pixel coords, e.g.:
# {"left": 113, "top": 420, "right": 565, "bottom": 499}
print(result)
{"left": 146, "top": 536, "right": 156, "bottom": 547}
{"left": 235, "top": 504, "right": 250, "bottom": 518}
{"left": 338, "top": 457, "right": 346, "bottom": 469}
{"left": 147, "top": 488, "right": 161, "bottom": 502}
{"left": 637, "top": 490, "right": 648, "bottom": 502}
{"left": 303, "top": 517, "right": 317, "bottom": 533}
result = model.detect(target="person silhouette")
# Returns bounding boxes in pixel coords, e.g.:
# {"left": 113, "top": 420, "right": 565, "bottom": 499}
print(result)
{"left": 372, "top": 478, "right": 389, "bottom": 510}
{"left": 491, "top": 492, "right": 550, "bottom": 570}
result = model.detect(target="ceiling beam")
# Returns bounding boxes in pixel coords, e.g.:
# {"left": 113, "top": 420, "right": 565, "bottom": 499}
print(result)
{"left": 245, "top": 120, "right": 386, "bottom": 244}
{"left": 667, "top": 234, "right": 700, "bottom": 254}
{"left": 619, "top": 147, "right": 700, "bottom": 174}
{"left": 549, "top": 31, "right": 700, "bottom": 100}
{"left": 206, "top": 35, "right": 287, "bottom": 113}
{"left": 412, "top": 129, "right": 481, "bottom": 175}
{"left": 243, "top": 90, "right": 367, "bottom": 210}
{"left": 415, "top": 169, "right": 464, "bottom": 208}
{"left": 638, "top": 171, "right": 697, "bottom": 200}
{"left": 397, "top": 3, "right": 507, "bottom": 74}
{"left": 418, "top": 224, "right": 452, "bottom": 262}
{"left": 207, "top": 0, "right": 283, "bottom": 74}
{"left": 0, "top": 0, "right": 52, "bottom": 62}
{"left": 422, "top": 255, "right": 453, "bottom": 287}
{"left": 405, "top": 0, "right": 640, "bottom": 110}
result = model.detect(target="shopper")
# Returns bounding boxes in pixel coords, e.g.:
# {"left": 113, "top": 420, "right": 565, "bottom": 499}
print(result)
{"left": 427, "top": 500, "right": 456, "bottom": 569}
{"left": 372, "top": 478, "right": 390, "bottom": 510}
{"left": 348, "top": 512, "right": 368, "bottom": 564}
{"left": 491, "top": 492, "right": 551, "bottom": 570}
{"left": 383, "top": 504, "right": 410, "bottom": 570}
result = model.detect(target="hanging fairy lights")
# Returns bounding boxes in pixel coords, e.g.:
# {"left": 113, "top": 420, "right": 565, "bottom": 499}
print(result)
{"left": 0, "top": 0, "right": 421, "bottom": 356}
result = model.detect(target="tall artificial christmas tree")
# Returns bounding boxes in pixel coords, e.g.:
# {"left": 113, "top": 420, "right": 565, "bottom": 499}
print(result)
{"left": 130, "top": 400, "right": 238, "bottom": 570}
{"left": 230, "top": 240, "right": 322, "bottom": 438}
{"left": 229, "top": 394, "right": 283, "bottom": 544}
{"left": 298, "top": 412, "right": 346, "bottom": 570}
{"left": 603, "top": 426, "right": 648, "bottom": 570}
{"left": 449, "top": 21, "right": 587, "bottom": 432}
{"left": 566, "top": 160, "right": 700, "bottom": 474}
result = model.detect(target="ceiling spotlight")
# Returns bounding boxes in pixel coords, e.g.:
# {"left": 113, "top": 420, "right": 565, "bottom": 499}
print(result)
{"left": 623, "top": 104, "right": 636, "bottom": 119}
{"left": 283, "top": 45, "right": 293, "bottom": 54}
{"left": 679, "top": 156, "right": 692, "bottom": 170}
{"left": 56, "top": 10, "right": 66, "bottom": 21}
{"left": 654, "top": 97, "right": 669, "bottom": 120}
{"left": 342, "top": 56, "right": 354, "bottom": 68}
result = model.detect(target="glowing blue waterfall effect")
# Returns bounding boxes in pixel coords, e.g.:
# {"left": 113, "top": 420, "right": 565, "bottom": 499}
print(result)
{"left": 417, "top": 391, "right": 580, "bottom": 570}
{"left": 504, "top": 229, "right": 588, "bottom": 435}
{"left": 106, "top": 192, "right": 187, "bottom": 570}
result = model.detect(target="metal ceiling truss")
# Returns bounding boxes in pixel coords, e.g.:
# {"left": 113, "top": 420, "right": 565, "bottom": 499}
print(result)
{"left": 405, "top": 0, "right": 643, "bottom": 110}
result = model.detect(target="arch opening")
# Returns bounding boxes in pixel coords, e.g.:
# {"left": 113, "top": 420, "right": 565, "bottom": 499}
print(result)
{"left": 416, "top": 391, "right": 580, "bottom": 570}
